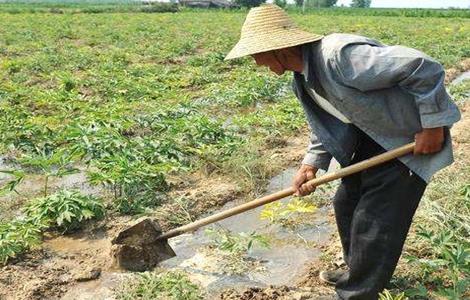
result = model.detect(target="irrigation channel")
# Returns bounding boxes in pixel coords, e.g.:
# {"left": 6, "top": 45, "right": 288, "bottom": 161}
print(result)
{"left": 49, "top": 163, "right": 339, "bottom": 299}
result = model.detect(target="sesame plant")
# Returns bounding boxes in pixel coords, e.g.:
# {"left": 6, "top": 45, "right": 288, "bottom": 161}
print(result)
{"left": 0, "top": 169, "right": 25, "bottom": 196}
{"left": 24, "top": 189, "right": 105, "bottom": 233}
{"left": 260, "top": 198, "right": 317, "bottom": 229}
{"left": 404, "top": 228, "right": 470, "bottom": 299}
{"left": 19, "top": 149, "right": 79, "bottom": 196}
{"left": 379, "top": 290, "right": 408, "bottom": 300}
{"left": 0, "top": 189, "right": 105, "bottom": 264}
{"left": 397, "top": 180, "right": 470, "bottom": 299}
{"left": 0, "top": 220, "right": 45, "bottom": 264}
{"left": 205, "top": 228, "right": 270, "bottom": 254}
{"left": 0, "top": 5, "right": 470, "bottom": 297}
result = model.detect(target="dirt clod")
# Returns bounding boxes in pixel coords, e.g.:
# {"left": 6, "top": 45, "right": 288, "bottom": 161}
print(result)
{"left": 73, "top": 267, "right": 102, "bottom": 282}
{"left": 219, "top": 285, "right": 290, "bottom": 300}
{"left": 111, "top": 217, "right": 176, "bottom": 272}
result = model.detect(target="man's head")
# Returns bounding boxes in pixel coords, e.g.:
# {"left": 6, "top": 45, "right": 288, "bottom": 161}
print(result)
{"left": 225, "top": 4, "right": 322, "bottom": 64}
{"left": 251, "top": 46, "right": 303, "bottom": 76}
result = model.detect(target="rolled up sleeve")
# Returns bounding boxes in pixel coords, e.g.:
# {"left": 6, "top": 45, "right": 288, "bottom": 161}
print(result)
{"left": 333, "top": 44, "right": 461, "bottom": 128}
{"left": 302, "top": 132, "right": 332, "bottom": 171}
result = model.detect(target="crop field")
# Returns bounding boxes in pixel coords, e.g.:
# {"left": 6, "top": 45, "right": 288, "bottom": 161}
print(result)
{"left": 0, "top": 3, "right": 469, "bottom": 300}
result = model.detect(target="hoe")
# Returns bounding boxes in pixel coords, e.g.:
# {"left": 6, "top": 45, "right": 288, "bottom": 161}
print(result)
{"left": 111, "top": 142, "right": 415, "bottom": 271}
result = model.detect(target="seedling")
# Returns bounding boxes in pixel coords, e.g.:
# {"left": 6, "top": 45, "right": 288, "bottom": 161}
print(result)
{"left": 116, "top": 270, "right": 204, "bottom": 300}
{"left": 20, "top": 149, "right": 79, "bottom": 196}
{"left": 260, "top": 198, "right": 317, "bottom": 229}
{"left": 205, "top": 228, "right": 270, "bottom": 254}
{"left": 24, "top": 189, "right": 105, "bottom": 233}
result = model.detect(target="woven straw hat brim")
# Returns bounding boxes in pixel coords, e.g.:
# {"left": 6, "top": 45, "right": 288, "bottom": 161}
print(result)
{"left": 225, "top": 29, "right": 323, "bottom": 60}
{"left": 224, "top": 4, "right": 323, "bottom": 60}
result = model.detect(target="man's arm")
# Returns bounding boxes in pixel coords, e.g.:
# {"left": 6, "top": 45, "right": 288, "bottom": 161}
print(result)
{"left": 332, "top": 43, "right": 460, "bottom": 154}
{"left": 293, "top": 132, "right": 332, "bottom": 196}
{"left": 302, "top": 132, "right": 333, "bottom": 170}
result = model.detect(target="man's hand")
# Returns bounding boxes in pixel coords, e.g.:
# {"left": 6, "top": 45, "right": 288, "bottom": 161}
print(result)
{"left": 414, "top": 127, "right": 445, "bottom": 155}
{"left": 292, "top": 164, "right": 318, "bottom": 196}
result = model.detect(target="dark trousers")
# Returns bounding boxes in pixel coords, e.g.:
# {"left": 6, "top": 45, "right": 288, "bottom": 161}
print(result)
{"left": 334, "top": 129, "right": 427, "bottom": 300}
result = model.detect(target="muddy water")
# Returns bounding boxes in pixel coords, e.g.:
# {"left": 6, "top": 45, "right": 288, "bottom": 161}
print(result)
{"left": 452, "top": 70, "right": 470, "bottom": 85}
{"left": 55, "top": 165, "right": 336, "bottom": 299}
{"left": 0, "top": 157, "right": 102, "bottom": 220}
{"left": 159, "top": 166, "right": 335, "bottom": 297}
{"left": 0, "top": 156, "right": 101, "bottom": 199}
{"left": 43, "top": 230, "right": 127, "bottom": 300}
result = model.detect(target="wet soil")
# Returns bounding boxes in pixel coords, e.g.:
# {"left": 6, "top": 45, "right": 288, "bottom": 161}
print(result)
{"left": 0, "top": 134, "right": 310, "bottom": 300}
{"left": 158, "top": 166, "right": 335, "bottom": 298}
{"left": 1, "top": 67, "right": 469, "bottom": 300}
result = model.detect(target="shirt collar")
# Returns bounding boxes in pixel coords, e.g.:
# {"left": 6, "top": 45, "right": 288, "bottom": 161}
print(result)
{"left": 301, "top": 42, "right": 316, "bottom": 83}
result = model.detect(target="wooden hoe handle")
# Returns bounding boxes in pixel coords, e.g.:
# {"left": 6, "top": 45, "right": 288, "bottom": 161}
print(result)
{"left": 158, "top": 142, "right": 415, "bottom": 240}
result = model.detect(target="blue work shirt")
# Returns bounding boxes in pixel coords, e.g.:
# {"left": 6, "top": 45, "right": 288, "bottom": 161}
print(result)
{"left": 292, "top": 33, "right": 461, "bottom": 182}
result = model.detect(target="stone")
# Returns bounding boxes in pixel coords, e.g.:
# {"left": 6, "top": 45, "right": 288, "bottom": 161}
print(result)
{"left": 292, "top": 292, "right": 314, "bottom": 300}
{"left": 74, "top": 267, "right": 101, "bottom": 282}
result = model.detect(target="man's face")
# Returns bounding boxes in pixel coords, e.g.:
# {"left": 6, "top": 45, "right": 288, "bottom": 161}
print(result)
{"left": 252, "top": 51, "right": 286, "bottom": 75}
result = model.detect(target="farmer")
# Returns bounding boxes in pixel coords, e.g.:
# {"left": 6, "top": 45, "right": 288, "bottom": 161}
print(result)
{"left": 224, "top": 4, "right": 461, "bottom": 300}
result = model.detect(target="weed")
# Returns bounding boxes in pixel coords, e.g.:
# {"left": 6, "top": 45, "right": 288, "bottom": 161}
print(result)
{"left": 260, "top": 198, "right": 317, "bottom": 229}
{"left": 115, "top": 270, "right": 204, "bottom": 300}
{"left": 449, "top": 79, "right": 470, "bottom": 104}
{"left": 154, "top": 197, "right": 194, "bottom": 228}
{"left": 215, "top": 248, "right": 266, "bottom": 275}
{"left": 205, "top": 228, "right": 270, "bottom": 254}
{"left": 379, "top": 289, "right": 408, "bottom": 300}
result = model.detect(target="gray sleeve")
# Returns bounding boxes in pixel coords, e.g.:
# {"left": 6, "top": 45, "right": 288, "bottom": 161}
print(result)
{"left": 333, "top": 44, "right": 461, "bottom": 128}
{"left": 302, "top": 132, "right": 332, "bottom": 171}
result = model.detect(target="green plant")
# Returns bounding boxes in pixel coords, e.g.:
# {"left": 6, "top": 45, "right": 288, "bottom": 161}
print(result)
{"left": 205, "top": 228, "right": 270, "bottom": 253}
{"left": 378, "top": 289, "right": 408, "bottom": 300}
{"left": 20, "top": 149, "right": 79, "bottom": 196}
{"left": 274, "top": 0, "right": 287, "bottom": 8}
{"left": 234, "top": 0, "right": 266, "bottom": 8}
{"left": 260, "top": 198, "right": 317, "bottom": 229}
{"left": 0, "top": 220, "right": 45, "bottom": 264}
{"left": 88, "top": 158, "right": 169, "bottom": 210}
{"left": 351, "top": 0, "right": 371, "bottom": 8}
{"left": 116, "top": 271, "right": 203, "bottom": 300}
{"left": 0, "top": 169, "right": 25, "bottom": 195}
{"left": 112, "top": 193, "right": 164, "bottom": 215}
{"left": 405, "top": 226, "right": 470, "bottom": 299}
{"left": 24, "top": 189, "right": 105, "bottom": 232}
{"left": 460, "top": 183, "right": 470, "bottom": 200}
{"left": 449, "top": 80, "right": 470, "bottom": 104}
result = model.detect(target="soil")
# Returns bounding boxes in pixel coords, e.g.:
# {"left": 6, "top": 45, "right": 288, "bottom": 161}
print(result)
{"left": 445, "top": 58, "right": 470, "bottom": 84}
{"left": 0, "top": 134, "right": 308, "bottom": 300}
{"left": 0, "top": 67, "right": 469, "bottom": 300}
{"left": 215, "top": 69, "right": 470, "bottom": 299}
{"left": 219, "top": 285, "right": 335, "bottom": 300}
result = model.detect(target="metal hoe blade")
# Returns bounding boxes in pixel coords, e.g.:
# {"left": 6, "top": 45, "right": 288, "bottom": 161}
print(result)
{"left": 111, "top": 217, "right": 176, "bottom": 271}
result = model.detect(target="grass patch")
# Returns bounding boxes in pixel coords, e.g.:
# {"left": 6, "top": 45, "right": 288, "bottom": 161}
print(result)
{"left": 115, "top": 270, "right": 204, "bottom": 300}
{"left": 449, "top": 79, "right": 470, "bottom": 105}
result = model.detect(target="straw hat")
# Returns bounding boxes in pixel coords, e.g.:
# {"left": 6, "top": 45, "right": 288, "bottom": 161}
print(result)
{"left": 225, "top": 4, "right": 323, "bottom": 60}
